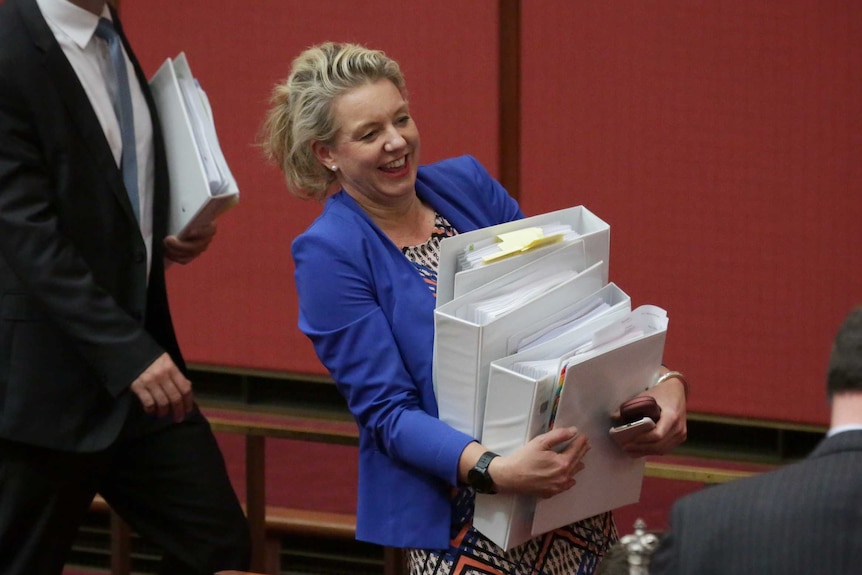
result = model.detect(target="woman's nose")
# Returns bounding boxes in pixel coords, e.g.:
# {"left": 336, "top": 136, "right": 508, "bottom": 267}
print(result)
{"left": 383, "top": 128, "right": 407, "bottom": 152}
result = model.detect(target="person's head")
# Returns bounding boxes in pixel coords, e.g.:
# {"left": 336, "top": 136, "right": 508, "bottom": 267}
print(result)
{"left": 827, "top": 305, "right": 862, "bottom": 397}
{"left": 261, "top": 42, "right": 418, "bottom": 203}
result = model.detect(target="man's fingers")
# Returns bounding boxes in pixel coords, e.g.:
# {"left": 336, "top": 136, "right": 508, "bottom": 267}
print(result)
{"left": 130, "top": 353, "right": 195, "bottom": 421}
{"left": 134, "top": 386, "right": 156, "bottom": 414}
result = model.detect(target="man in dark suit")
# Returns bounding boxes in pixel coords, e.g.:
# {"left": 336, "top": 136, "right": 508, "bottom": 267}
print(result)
{"left": 651, "top": 305, "right": 862, "bottom": 575}
{"left": 0, "top": 0, "right": 251, "bottom": 573}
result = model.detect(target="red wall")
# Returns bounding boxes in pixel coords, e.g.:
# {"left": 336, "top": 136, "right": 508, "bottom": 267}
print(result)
{"left": 519, "top": 1, "right": 862, "bottom": 425}
{"left": 120, "top": 1, "right": 862, "bottom": 426}
{"left": 121, "top": 1, "right": 500, "bottom": 375}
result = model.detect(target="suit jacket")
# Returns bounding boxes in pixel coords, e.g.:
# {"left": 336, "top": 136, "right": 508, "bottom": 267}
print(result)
{"left": 0, "top": 0, "right": 184, "bottom": 452}
{"left": 292, "top": 155, "right": 524, "bottom": 549}
{"left": 650, "top": 429, "right": 862, "bottom": 575}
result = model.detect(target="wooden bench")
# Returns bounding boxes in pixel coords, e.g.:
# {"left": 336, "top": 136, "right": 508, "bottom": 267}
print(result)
{"left": 94, "top": 404, "right": 771, "bottom": 575}
{"left": 204, "top": 406, "right": 362, "bottom": 573}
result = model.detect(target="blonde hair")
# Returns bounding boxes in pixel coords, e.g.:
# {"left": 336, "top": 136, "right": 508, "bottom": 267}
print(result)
{"left": 260, "top": 42, "right": 406, "bottom": 201}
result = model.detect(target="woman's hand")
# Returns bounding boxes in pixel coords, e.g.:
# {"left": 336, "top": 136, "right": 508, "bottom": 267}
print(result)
{"left": 613, "top": 374, "right": 688, "bottom": 458}
{"left": 489, "top": 426, "right": 590, "bottom": 498}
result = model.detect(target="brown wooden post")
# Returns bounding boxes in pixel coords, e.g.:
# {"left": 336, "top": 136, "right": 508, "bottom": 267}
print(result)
{"left": 499, "top": 0, "right": 521, "bottom": 200}
{"left": 110, "top": 510, "right": 132, "bottom": 575}
{"left": 246, "top": 435, "right": 269, "bottom": 572}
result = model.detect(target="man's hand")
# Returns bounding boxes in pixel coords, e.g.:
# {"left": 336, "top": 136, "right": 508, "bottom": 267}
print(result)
{"left": 130, "top": 352, "right": 195, "bottom": 422}
{"left": 164, "top": 222, "right": 216, "bottom": 265}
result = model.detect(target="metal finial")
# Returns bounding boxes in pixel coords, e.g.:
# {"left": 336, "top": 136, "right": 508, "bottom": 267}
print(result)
{"left": 619, "top": 519, "right": 660, "bottom": 575}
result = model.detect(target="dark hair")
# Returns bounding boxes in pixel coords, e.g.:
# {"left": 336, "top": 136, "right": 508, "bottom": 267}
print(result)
{"left": 827, "top": 306, "right": 862, "bottom": 396}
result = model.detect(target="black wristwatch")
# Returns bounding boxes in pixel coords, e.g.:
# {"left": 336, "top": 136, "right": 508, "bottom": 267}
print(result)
{"left": 467, "top": 451, "right": 499, "bottom": 494}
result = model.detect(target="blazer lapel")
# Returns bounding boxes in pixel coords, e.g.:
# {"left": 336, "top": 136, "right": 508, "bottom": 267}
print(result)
{"left": 111, "top": 6, "right": 170, "bottom": 241}
{"left": 18, "top": 0, "right": 140, "bottom": 226}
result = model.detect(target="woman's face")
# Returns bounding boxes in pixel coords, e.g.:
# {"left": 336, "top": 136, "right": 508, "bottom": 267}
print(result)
{"left": 319, "top": 79, "right": 420, "bottom": 209}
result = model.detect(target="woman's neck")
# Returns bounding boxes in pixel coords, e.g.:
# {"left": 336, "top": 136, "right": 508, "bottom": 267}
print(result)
{"left": 363, "top": 196, "right": 434, "bottom": 249}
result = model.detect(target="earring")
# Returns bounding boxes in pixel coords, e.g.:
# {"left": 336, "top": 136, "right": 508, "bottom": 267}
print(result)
{"left": 330, "top": 165, "right": 338, "bottom": 172}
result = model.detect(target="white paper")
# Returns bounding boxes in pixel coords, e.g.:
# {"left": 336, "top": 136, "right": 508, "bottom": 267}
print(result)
{"left": 149, "top": 52, "right": 239, "bottom": 237}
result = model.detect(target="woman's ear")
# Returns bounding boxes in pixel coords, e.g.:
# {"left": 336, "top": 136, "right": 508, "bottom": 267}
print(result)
{"left": 311, "top": 140, "right": 335, "bottom": 171}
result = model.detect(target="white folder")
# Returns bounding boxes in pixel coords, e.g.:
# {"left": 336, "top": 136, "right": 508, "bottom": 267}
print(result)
{"left": 531, "top": 306, "right": 668, "bottom": 536}
{"left": 436, "top": 205, "right": 610, "bottom": 306}
{"left": 149, "top": 52, "right": 239, "bottom": 237}
{"left": 473, "top": 305, "right": 667, "bottom": 549}
{"left": 473, "top": 283, "right": 632, "bottom": 550}
{"left": 433, "top": 241, "right": 605, "bottom": 439}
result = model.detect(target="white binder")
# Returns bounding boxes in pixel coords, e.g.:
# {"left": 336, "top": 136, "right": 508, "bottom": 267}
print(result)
{"left": 474, "top": 305, "right": 668, "bottom": 550}
{"left": 436, "top": 205, "right": 610, "bottom": 306}
{"left": 149, "top": 52, "right": 239, "bottom": 237}
{"left": 433, "top": 241, "right": 605, "bottom": 439}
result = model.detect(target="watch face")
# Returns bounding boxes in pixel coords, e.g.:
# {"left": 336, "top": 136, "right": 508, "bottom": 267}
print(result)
{"left": 468, "top": 468, "right": 494, "bottom": 493}
{"left": 468, "top": 451, "right": 498, "bottom": 494}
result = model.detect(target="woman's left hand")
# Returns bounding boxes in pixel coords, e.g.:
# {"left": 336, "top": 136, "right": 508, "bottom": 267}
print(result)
{"left": 614, "top": 374, "right": 688, "bottom": 457}
{"left": 164, "top": 222, "right": 217, "bottom": 265}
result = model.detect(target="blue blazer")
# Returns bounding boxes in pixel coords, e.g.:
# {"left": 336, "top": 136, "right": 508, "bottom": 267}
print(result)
{"left": 292, "top": 156, "right": 524, "bottom": 548}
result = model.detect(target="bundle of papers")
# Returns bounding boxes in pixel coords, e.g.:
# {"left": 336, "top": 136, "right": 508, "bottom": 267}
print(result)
{"left": 150, "top": 52, "right": 239, "bottom": 237}
{"left": 509, "top": 295, "right": 611, "bottom": 353}
{"left": 457, "top": 224, "right": 580, "bottom": 271}
{"left": 176, "top": 71, "right": 234, "bottom": 197}
{"left": 433, "top": 242, "right": 603, "bottom": 439}
{"left": 432, "top": 205, "right": 671, "bottom": 550}
{"left": 475, "top": 304, "right": 668, "bottom": 549}
{"left": 435, "top": 206, "right": 611, "bottom": 305}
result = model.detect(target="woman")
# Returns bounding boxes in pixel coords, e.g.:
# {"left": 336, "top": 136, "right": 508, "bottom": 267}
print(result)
{"left": 261, "top": 42, "right": 687, "bottom": 575}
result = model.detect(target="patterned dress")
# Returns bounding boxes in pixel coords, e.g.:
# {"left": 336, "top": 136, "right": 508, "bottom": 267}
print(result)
{"left": 400, "top": 214, "right": 618, "bottom": 575}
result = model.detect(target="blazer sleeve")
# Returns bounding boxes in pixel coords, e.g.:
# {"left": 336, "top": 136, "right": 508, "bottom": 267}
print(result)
{"left": 292, "top": 208, "right": 474, "bottom": 486}
{"left": 293, "top": 156, "right": 522, "bottom": 486}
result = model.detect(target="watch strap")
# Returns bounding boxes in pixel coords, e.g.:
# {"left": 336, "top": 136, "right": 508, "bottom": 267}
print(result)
{"left": 468, "top": 451, "right": 499, "bottom": 494}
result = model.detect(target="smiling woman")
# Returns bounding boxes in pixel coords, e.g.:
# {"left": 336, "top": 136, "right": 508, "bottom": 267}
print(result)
{"left": 259, "top": 42, "right": 687, "bottom": 575}
{"left": 311, "top": 78, "right": 430, "bottom": 247}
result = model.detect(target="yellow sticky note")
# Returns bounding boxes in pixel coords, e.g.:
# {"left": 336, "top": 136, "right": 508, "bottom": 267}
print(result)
{"left": 481, "top": 229, "right": 566, "bottom": 263}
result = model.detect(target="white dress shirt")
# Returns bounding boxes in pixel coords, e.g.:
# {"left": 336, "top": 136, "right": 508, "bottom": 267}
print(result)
{"left": 35, "top": 0, "right": 154, "bottom": 273}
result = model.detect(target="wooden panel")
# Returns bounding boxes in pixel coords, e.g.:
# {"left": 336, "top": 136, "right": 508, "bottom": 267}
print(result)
{"left": 520, "top": 0, "right": 862, "bottom": 425}
{"left": 119, "top": 1, "right": 500, "bottom": 374}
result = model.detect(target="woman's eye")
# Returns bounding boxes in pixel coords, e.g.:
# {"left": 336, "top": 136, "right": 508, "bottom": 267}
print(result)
{"left": 360, "top": 131, "right": 376, "bottom": 141}
{"left": 396, "top": 115, "right": 410, "bottom": 125}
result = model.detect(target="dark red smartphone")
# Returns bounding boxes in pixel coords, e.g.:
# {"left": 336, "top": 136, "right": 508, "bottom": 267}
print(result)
{"left": 618, "top": 395, "right": 661, "bottom": 424}
{"left": 609, "top": 395, "right": 662, "bottom": 442}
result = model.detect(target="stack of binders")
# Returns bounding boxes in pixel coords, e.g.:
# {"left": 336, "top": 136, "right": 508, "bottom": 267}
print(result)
{"left": 432, "top": 205, "right": 669, "bottom": 550}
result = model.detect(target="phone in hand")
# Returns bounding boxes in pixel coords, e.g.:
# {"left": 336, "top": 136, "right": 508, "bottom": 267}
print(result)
{"left": 609, "top": 395, "right": 661, "bottom": 443}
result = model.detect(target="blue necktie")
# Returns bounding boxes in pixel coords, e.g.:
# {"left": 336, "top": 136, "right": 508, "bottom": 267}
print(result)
{"left": 94, "top": 17, "right": 140, "bottom": 223}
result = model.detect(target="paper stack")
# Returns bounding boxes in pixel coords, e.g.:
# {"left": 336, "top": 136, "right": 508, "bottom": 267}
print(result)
{"left": 149, "top": 52, "right": 239, "bottom": 238}
{"left": 432, "top": 205, "right": 669, "bottom": 550}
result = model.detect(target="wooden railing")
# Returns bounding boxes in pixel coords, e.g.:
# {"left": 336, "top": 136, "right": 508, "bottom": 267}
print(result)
{"left": 94, "top": 405, "right": 776, "bottom": 575}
